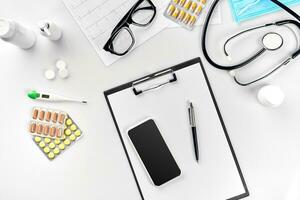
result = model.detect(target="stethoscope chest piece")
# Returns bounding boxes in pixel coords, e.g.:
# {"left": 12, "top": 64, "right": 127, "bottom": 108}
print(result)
{"left": 262, "top": 32, "right": 284, "bottom": 51}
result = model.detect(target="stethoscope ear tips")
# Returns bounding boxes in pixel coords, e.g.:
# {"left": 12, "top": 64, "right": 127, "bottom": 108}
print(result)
{"left": 262, "top": 32, "right": 284, "bottom": 51}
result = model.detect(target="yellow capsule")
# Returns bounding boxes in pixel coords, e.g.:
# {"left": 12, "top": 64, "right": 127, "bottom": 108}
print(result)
{"left": 191, "top": 2, "right": 198, "bottom": 12}
{"left": 173, "top": 0, "right": 180, "bottom": 4}
{"left": 66, "top": 118, "right": 73, "bottom": 126}
{"left": 189, "top": 16, "right": 197, "bottom": 26}
{"left": 74, "top": 130, "right": 82, "bottom": 137}
{"left": 69, "top": 134, "right": 76, "bottom": 141}
{"left": 48, "top": 152, "right": 55, "bottom": 160}
{"left": 167, "top": 4, "right": 176, "bottom": 16}
{"left": 39, "top": 141, "right": 46, "bottom": 148}
{"left": 172, "top": 8, "right": 180, "bottom": 19}
{"left": 49, "top": 142, "right": 56, "bottom": 149}
{"left": 59, "top": 143, "right": 65, "bottom": 150}
{"left": 179, "top": 0, "right": 186, "bottom": 6}
{"left": 70, "top": 124, "right": 77, "bottom": 131}
{"left": 183, "top": 14, "right": 191, "bottom": 24}
{"left": 64, "top": 139, "right": 71, "bottom": 146}
{"left": 195, "top": 5, "right": 203, "bottom": 15}
{"left": 178, "top": 10, "right": 186, "bottom": 21}
{"left": 184, "top": 0, "right": 192, "bottom": 10}
{"left": 54, "top": 139, "right": 61, "bottom": 145}
{"left": 53, "top": 148, "right": 60, "bottom": 155}
{"left": 65, "top": 129, "right": 72, "bottom": 136}
{"left": 34, "top": 137, "right": 42, "bottom": 143}
{"left": 44, "top": 137, "right": 51, "bottom": 144}
{"left": 43, "top": 147, "right": 50, "bottom": 153}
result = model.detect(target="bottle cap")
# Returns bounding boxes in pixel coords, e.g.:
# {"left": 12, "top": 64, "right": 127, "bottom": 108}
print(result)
{"left": 0, "top": 18, "right": 16, "bottom": 38}
{"left": 257, "top": 85, "right": 285, "bottom": 107}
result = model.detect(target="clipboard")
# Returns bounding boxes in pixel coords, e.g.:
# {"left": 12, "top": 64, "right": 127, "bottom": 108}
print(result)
{"left": 104, "top": 57, "right": 249, "bottom": 200}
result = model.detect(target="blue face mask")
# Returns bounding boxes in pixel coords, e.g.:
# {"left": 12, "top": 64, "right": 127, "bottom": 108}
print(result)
{"left": 228, "top": 0, "right": 300, "bottom": 22}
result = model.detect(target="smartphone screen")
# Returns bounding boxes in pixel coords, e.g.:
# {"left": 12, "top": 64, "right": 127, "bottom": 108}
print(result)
{"left": 128, "top": 119, "right": 181, "bottom": 186}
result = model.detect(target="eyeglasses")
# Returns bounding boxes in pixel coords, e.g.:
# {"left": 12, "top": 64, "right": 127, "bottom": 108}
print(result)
{"left": 103, "top": 0, "right": 156, "bottom": 56}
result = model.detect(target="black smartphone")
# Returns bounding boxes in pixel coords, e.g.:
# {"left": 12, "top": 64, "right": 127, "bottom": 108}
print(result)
{"left": 128, "top": 119, "right": 181, "bottom": 186}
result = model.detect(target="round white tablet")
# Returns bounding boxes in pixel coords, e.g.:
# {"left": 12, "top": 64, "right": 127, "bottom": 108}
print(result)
{"left": 58, "top": 68, "right": 69, "bottom": 79}
{"left": 257, "top": 85, "right": 285, "bottom": 107}
{"left": 56, "top": 59, "right": 67, "bottom": 70}
{"left": 44, "top": 69, "right": 56, "bottom": 80}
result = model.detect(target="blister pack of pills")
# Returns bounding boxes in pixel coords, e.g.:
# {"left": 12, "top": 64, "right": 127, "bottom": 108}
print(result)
{"left": 28, "top": 107, "right": 83, "bottom": 160}
{"left": 164, "top": 0, "right": 207, "bottom": 30}
{"left": 29, "top": 107, "right": 67, "bottom": 139}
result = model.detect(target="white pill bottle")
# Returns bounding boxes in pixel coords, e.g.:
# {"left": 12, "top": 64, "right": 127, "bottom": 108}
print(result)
{"left": 0, "top": 18, "right": 36, "bottom": 49}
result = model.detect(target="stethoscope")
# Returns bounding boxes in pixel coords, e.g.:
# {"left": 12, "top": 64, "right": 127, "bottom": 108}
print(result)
{"left": 202, "top": 0, "right": 300, "bottom": 86}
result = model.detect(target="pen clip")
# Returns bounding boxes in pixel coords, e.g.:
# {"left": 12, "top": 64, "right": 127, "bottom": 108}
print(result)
{"left": 188, "top": 102, "right": 196, "bottom": 127}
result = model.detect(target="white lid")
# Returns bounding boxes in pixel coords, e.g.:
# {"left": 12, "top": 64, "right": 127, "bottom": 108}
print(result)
{"left": 257, "top": 85, "right": 285, "bottom": 107}
{"left": 0, "top": 18, "right": 15, "bottom": 38}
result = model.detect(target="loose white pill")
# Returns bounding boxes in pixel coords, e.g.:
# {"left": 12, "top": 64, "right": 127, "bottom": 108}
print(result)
{"left": 44, "top": 69, "right": 56, "bottom": 80}
{"left": 257, "top": 85, "right": 285, "bottom": 107}
{"left": 58, "top": 68, "right": 69, "bottom": 79}
{"left": 56, "top": 59, "right": 67, "bottom": 70}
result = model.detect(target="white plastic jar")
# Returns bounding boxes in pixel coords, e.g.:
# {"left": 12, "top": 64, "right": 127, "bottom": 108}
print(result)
{"left": 0, "top": 18, "right": 36, "bottom": 49}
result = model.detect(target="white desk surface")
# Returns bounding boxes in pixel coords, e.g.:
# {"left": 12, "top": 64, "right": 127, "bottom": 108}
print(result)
{"left": 0, "top": 0, "right": 300, "bottom": 200}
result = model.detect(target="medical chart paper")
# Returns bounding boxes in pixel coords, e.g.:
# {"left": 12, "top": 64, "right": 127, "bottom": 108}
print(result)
{"left": 62, "top": 0, "right": 169, "bottom": 66}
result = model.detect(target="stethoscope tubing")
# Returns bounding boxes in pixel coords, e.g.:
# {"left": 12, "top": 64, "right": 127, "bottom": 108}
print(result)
{"left": 201, "top": 0, "right": 300, "bottom": 86}
{"left": 202, "top": 0, "right": 300, "bottom": 70}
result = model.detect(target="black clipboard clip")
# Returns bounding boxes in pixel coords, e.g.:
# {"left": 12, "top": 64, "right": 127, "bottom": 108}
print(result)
{"left": 132, "top": 69, "right": 177, "bottom": 95}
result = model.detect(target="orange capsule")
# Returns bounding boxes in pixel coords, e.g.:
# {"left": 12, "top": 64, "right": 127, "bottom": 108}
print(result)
{"left": 45, "top": 111, "right": 52, "bottom": 122}
{"left": 52, "top": 112, "right": 58, "bottom": 123}
{"left": 44, "top": 125, "right": 50, "bottom": 136}
{"left": 58, "top": 114, "right": 65, "bottom": 124}
{"left": 38, "top": 110, "right": 45, "bottom": 121}
{"left": 50, "top": 127, "right": 56, "bottom": 137}
{"left": 32, "top": 109, "right": 38, "bottom": 119}
{"left": 55, "top": 128, "right": 62, "bottom": 138}
{"left": 29, "top": 123, "right": 36, "bottom": 133}
{"left": 37, "top": 124, "right": 44, "bottom": 134}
